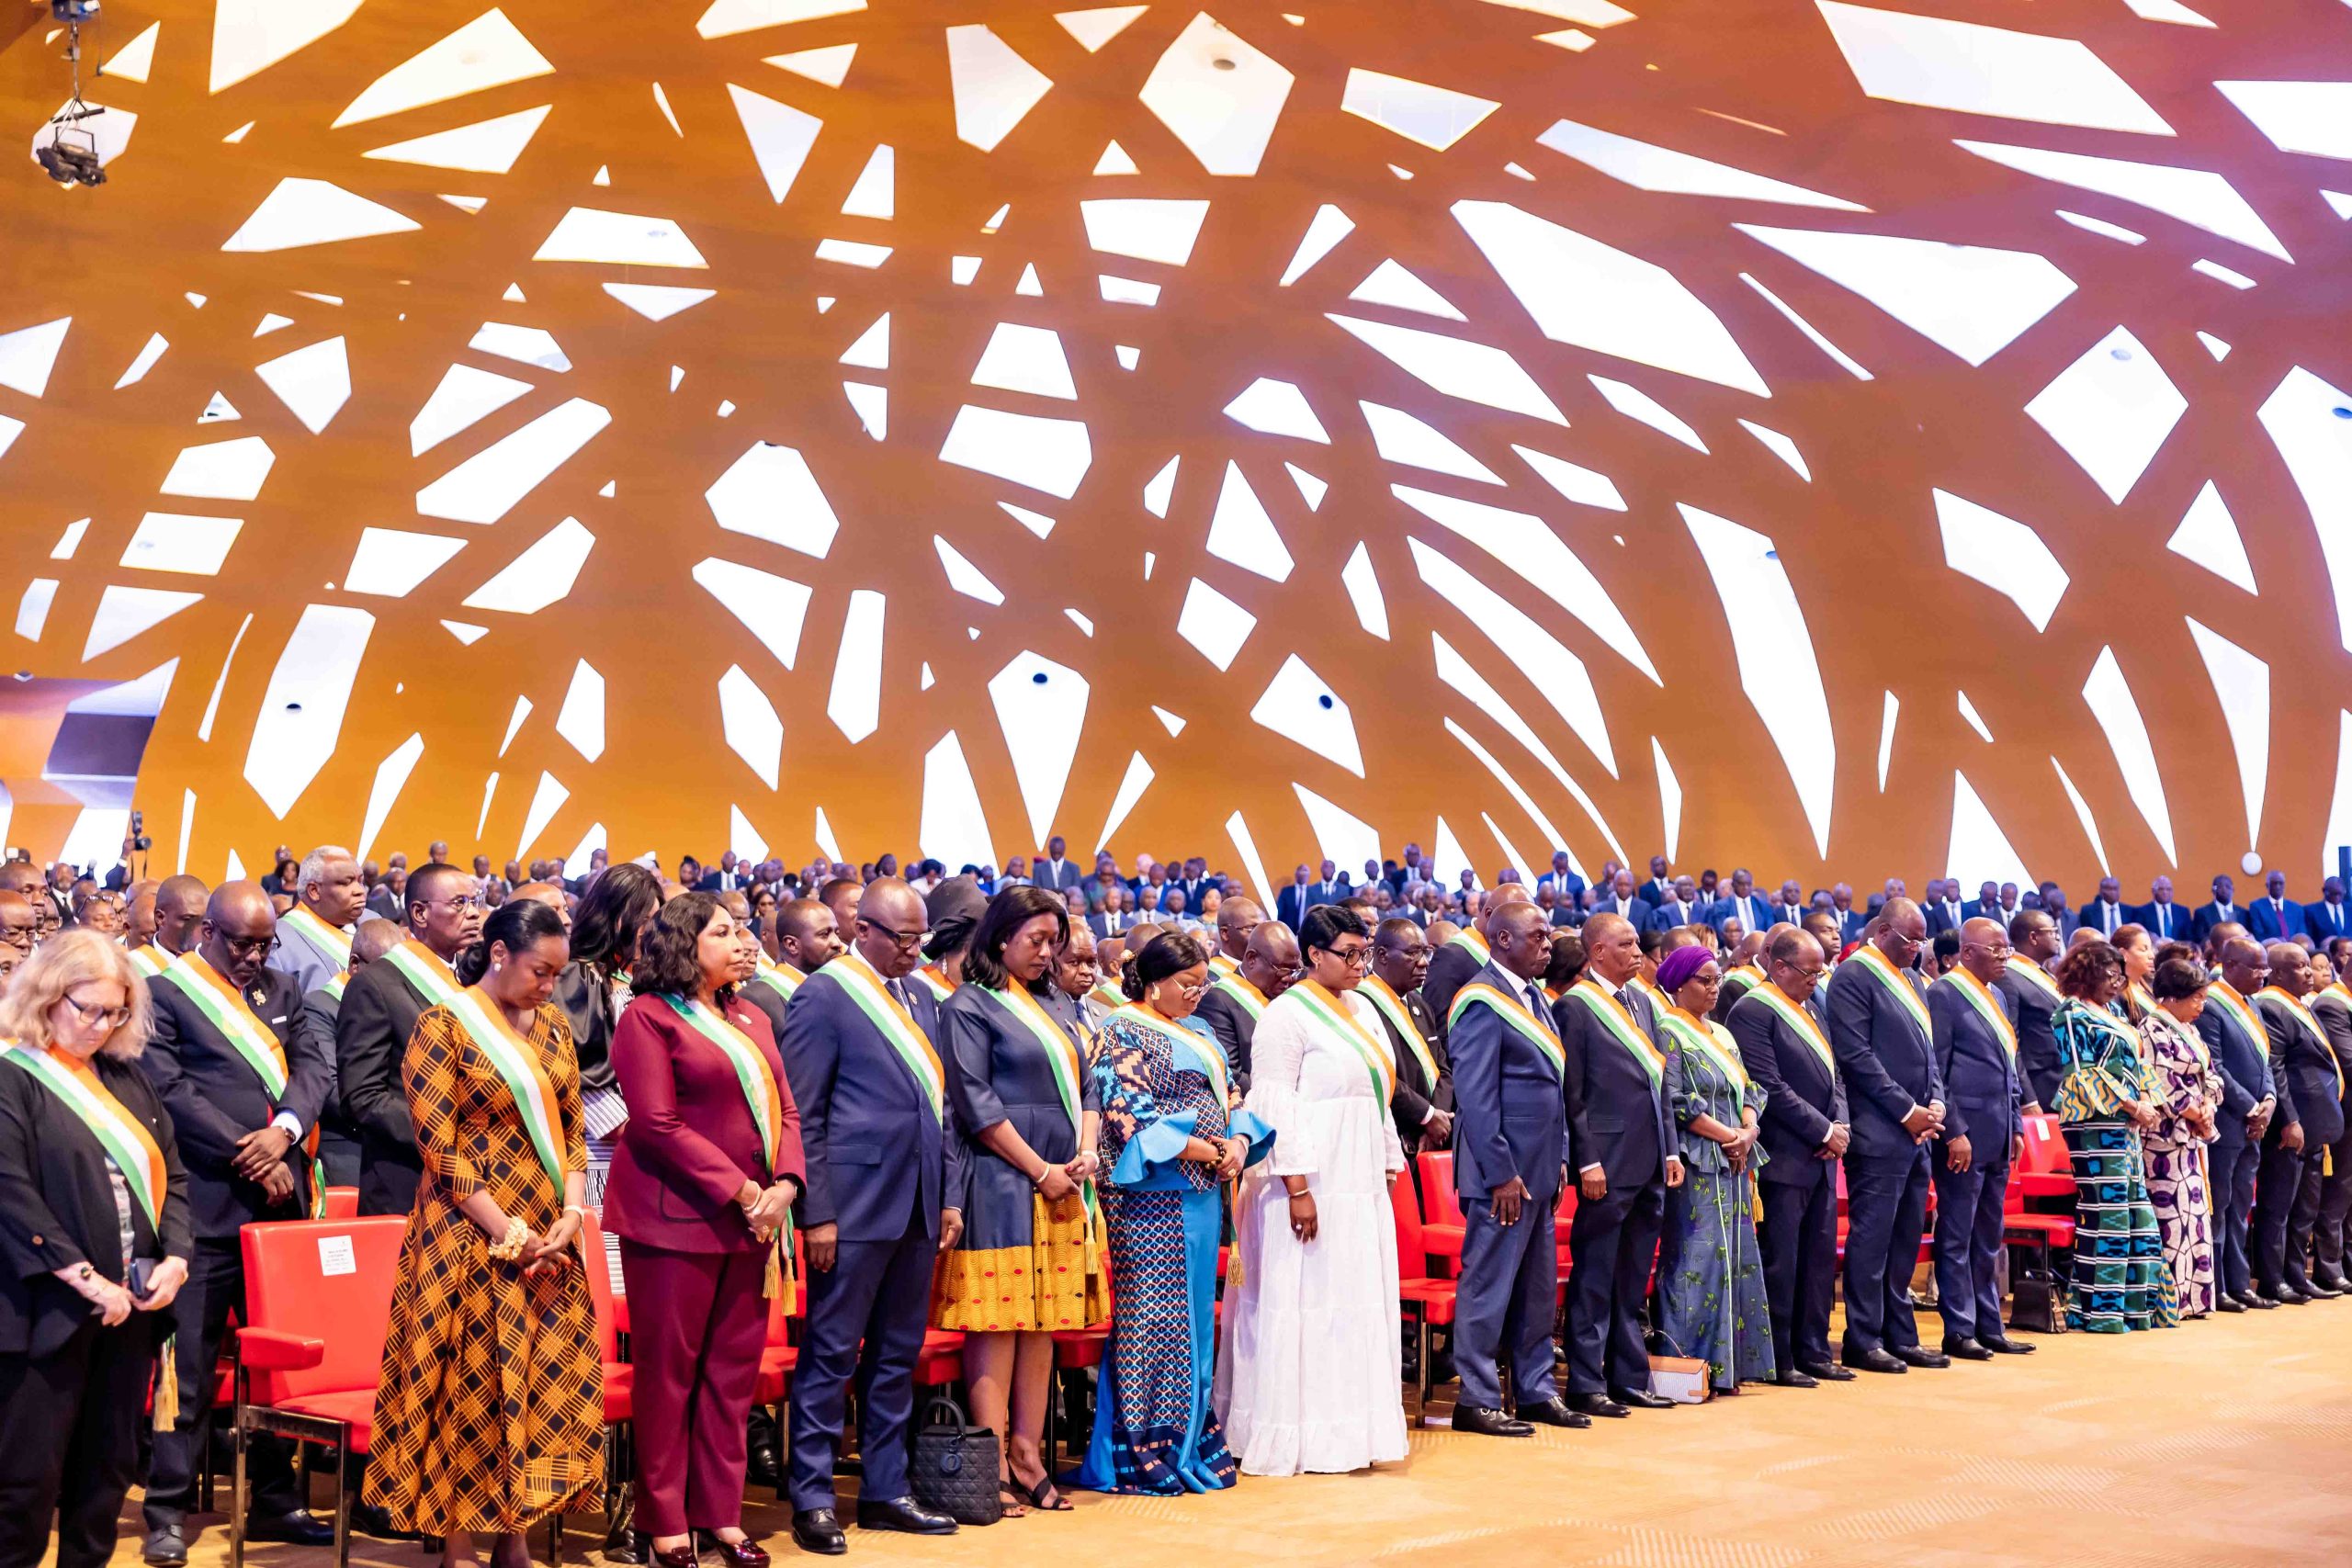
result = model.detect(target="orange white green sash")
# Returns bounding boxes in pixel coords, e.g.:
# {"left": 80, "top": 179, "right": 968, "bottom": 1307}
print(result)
{"left": 1359, "top": 974, "right": 1441, "bottom": 1091}
{"left": 1939, "top": 968, "right": 2017, "bottom": 1055}
{"left": 1446, "top": 928, "right": 1491, "bottom": 964}
{"left": 751, "top": 959, "right": 805, "bottom": 1003}
{"left": 1850, "top": 943, "right": 1932, "bottom": 1036}
{"left": 1566, "top": 977, "right": 1665, "bottom": 1087}
{"left": 1748, "top": 982, "right": 1837, "bottom": 1075}
{"left": 913, "top": 964, "right": 956, "bottom": 1001}
{"left": 1088, "top": 980, "right": 1125, "bottom": 1011}
{"left": 1449, "top": 980, "right": 1564, "bottom": 1077}
{"left": 319, "top": 971, "right": 347, "bottom": 1003}
{"left": 443, "top": 987, "right": 567, "bottom": 1200}
{"left": 982, "top": 984, "right": 1090, "bottom": 1143}
{"left": 2207, "top": 981, "right": 2265, "bottom": 1050}
{"left": 1208, "top": 952, "right": 1240, "bottom": 979}
{"left": 1630, "top": 974, "right": 1671, "bottom": 1016}
{"left": 1111, "top": 1001, "right": 1229, "bottom": 1103}
{"left": 281, "top": 907, "right": 353, "bottom": 966}
{"left": 1212, "top": 972, "right": 1268, "bottom": 1021}
{"left": 2259, "top": 987, "right": 2346, "bottom": 1096}
{"left": 1283, "top": 980, "right": 1395, "bottom": 1103}
{"left": 1725, "top": 964, "right": 1766, "bottom": 991}
{"left": 665, "top": 996, "right": 786, "bottom": 1174}
{"left": 0, "top": 1043, "right": 166, "bottom": 1228}
{"left": 157, "top": 952, "right": 292, "bottom": 1100}
{"left": 2005, "top": 955, "right": 2062, "bottom": 1001}
{"left": 1658, "top": 1006, "right": 1747, "bottom": 1089}
{"left": 383, "top": 940, "right": 464, "bottom": 1010}
{"left": 826, "top": 951, "right": 946, "bottom": 1122}
{"left": 128, "top": 944, "right": 167, "bottom": 978}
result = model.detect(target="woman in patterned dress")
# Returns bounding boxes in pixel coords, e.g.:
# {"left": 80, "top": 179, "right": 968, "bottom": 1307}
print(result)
{"left": 2138, "top": 951, "right": 2224, "bottom": 1317}
{"left": 365, "top": 898, "right": 604, "bottom": 1565}
{"left": 1650, "top": 946, "right": 1775, "bottom": 1391}
{"left": 2050, "top": 941, "right": 2177, "bottom": 1333}
{"left": 1069, "top": 932, "right": 1270, "bottom": 1495}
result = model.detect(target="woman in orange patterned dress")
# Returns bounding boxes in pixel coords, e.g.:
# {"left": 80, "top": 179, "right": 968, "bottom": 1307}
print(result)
{"left": 364, "top": 898, "right": 603, "bottom": 1567}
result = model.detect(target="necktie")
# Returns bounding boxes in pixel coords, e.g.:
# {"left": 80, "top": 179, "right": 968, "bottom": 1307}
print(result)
{"left": 1529, "top": 984, "right": 1554, "bottom": 1026}
{"left": 888, "top": 978, "right": 911, "bottom": 1010}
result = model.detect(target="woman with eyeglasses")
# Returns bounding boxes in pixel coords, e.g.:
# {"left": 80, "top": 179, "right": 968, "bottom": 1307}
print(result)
{"left": 1070, "top": 931, "right": 1270, "bottom": 1495}
{"left": 1216, "top": 905, "right": 1407, "bottom": 1476}
{"left": 0, "top": 930, "right": 191, "bottom": 1568}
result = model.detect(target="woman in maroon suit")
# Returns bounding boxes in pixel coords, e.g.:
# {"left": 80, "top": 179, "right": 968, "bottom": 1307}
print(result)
{"left": 605, "top": 894, "right": 804, "bottom": 1568}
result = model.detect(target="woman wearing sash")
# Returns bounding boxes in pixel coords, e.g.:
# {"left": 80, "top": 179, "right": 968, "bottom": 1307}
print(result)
{"left": 2049, "top": 942, "right": 2177, "bottom": 1333}
{"left": 933, "top": 886, "right": 1106, "bottom": 1514}
{"left": 555, "top": 863, "right": 662, "bottom": 1208}
{"left": 366, "top": 898, "right": 605, "bottom": 1563}
{"left": 1071, "top": 932, "right": 1271, "bottom": 1495}
{"left": 606, "top": 894, "right": 803, "bottom": 1568}
{"left": 1217, "top": 906, "right": 1408, "bottom": 1476}
{"left": 1650, "top": 946, "right": 1774, "bottom": 1392}
{"left": 0, "top": 931, "right": 190, "bottom": 1568}
{"left": 2138, "top": 953, "right": 2224, "bottom": 1317}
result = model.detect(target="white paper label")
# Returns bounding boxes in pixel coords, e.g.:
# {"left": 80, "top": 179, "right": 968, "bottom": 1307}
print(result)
{"left": 317, "top": 1235, "right": 356, "bottom": 1277}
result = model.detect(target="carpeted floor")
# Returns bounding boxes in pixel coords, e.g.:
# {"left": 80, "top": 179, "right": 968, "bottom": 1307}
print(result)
{"left": 128, "top": 1302, "right": 2352, "bottom": 1568}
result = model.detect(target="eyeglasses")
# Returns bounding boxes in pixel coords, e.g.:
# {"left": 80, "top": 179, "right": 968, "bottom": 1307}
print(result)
{"left": 216, "top": 931, "right": 275, "bottom": 957}
{"left": 857, "top": 916, "right": 930, "bottom": 952}
{"left": 1321, "top": 943, "right": 1373, "bottom": 967}
{"left": 61, "top": 994, "right": 133, "bottom": 1030}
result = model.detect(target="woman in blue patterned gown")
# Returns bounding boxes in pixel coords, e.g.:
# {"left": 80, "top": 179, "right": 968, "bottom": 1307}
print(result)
{"left": 2051, "top": 941, "right": 2177, "bottom": 1332}
{"left": 1069, "top": 932, "right": 1271, "bottom": 1495}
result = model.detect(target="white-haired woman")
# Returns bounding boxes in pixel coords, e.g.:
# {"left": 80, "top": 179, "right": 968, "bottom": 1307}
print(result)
{"left": 0, "top": 929, "right": 193, "bottom": 1568}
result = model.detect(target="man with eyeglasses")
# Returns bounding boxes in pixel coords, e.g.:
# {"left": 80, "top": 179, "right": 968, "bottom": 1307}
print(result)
{"left": 0, "top": 887, "right": 38, "bottom": 959}
{"left": 141, "top": 882, "right": 335, "bottom": 1562}
{"left": 778, "top": 878, "right": 965, "bottom": 1552}
{"left": 336, "top": 862, "right": 481, "bottom": 1217}
{"left": 1822, "top": 899, "right": 1947, "bottom": 1375}
{"left": 1996, "top": 910, "right": 2064, "bottom": 1114}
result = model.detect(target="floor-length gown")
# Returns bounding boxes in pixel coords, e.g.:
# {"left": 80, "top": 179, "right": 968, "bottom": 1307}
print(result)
{"left": 1656, "top": 1010, "right": 1776, "bottom": 1389}
{"left": 2052, "top": 999, "right": 2177, "bottom": 1332}
{"left": 2139, "top": 1007, "right": 2223, "bottom": 1317}
{"left": 1217, "top": 982, "right": 1409, "bottom": 1475}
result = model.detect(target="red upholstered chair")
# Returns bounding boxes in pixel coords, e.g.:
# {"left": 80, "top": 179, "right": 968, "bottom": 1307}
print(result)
{"left": 1391, "top": 1174, "right": 1458, "bottom": 1423}
{"left": 1415, "top": 1150, "right": 1465, "bottom": 1274}
{"left": 321, "top": 1186, "right": 359, "bottom": 1220}
{"left": 2016, "top": 1113, "right": 2075, "bottom": 1197}
{"left": 578, "top": 1210, "right": 636, "bottom": 1536}
{"left": 232, "top": 1215, "right": 406, "bottom": 1568}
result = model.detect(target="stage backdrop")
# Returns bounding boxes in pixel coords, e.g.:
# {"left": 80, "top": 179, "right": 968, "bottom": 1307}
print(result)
{"left": 6, "top": 0, "right": 2352, "bottom": 897}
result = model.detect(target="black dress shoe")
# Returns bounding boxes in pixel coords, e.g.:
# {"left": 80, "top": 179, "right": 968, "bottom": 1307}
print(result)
{"left": 2214, "top": 1295, "right": 2246, "bottom": 1314}
{"left": 1892, "top": 1345, "right": 1951, "bottom": 1369}
{"left": 1843, "top": 1346, "right": 1907, "bottom": 1374}
{"left": 1797, "top": 1359, "right": 1856, "bottom": 1382}
{"left": 747, "top": 1440, "right": 783, "bottom": 1490}
{"left": 1939, "top": 1337, "right": 1995, "bottom": 1361}
{"left": 351, "top": 1502, "right": 417, "bottom": 1542}
{"left": 245, "top": 1511, "right": 336, "bottom": 1547}
{"left": 606, "top": 1530, "right": 650, "bottom": 1565}
{"left": 1609, "top": 1386, "right": 1675, "bottom": 1409}
{"left": 142, "top": 1527, "right": 188, "bottom": 1567}
{"left": 1979, "top": 1334, "right": 2037, "bottom": 1354}
{"left": 2313, "top": 1271, "right": 2349, "bottom": 1292}
{"left": 2301, "top": 1280, "right": 2342, "bottom": 1299}
{"left": 789, "top": 1511, "right": 845, "bottom": 1556}
{"left": 854, "top": 1496, "right": 956, "bottom": 1536}
{"left": 1518, "top": 1395, "right": 1591, "bottom": 1428}
{"left": 1566, "top": 1391, "right": 1630, "bottom": 1418}
{"left": 2262, "top": 1285, "right": 2309, "bottom": 1305}
{"left": 1772, "top": 1369, "right": 1818, "bottom": 1389}
{"left": 2243, "top": 1289, "right": 2278, "bottom": 1309}
{"left": 1451, "top": 1403, "right": 1534, "bottom": 1437}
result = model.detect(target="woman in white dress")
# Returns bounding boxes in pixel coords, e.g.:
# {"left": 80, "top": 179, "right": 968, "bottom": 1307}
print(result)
{"left": 1217, "top": 905, "right": 1409, "bottom": 1475}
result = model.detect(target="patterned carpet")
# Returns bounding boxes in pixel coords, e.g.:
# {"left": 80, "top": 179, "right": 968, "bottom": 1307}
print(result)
{"left": 133, "top": 1300, "right": 2352, "bottom": 1568}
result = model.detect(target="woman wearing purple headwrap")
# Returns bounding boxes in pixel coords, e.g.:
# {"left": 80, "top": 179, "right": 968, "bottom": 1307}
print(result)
{"left": 1652, "top": 945, "right": 1776, "bottom": 1391}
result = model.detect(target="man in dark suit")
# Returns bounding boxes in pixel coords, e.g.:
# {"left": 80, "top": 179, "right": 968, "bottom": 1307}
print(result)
{"left": 1728, "top": 926, "right": 1849, "bottom": 1386}
{"left": 2254, "top": 943, "right": 2340, "bottom": 1302}
{"left": 1555, "top": 911, "right": 1681, "bottom": 1417}
{"left": 2304, "top": 877, "right": 2351, "bottom": 946}
{"left": 2126, "top": 875, "right": 2190, "bottom": 945}
{"left": 1646, "top": 875, "right": 1702, "bottom": 933}
{"left": 2248, "top": 871, "right": 2303, "bottom": 945}
{"left": 1767, "top": 878, "right": 1809, "bottom": 932}
{"left": 696, "top": 850, "right": 746, "bottom": 893}
{"left": 1961, "top": 880, "right": 1999, "bottom": 924}
{"left": 1590, "top": 869, "right": 1653, "bottom": 934}
{"left": 1824, "top": 899, "right": 1947, "bottom": 1372}
{"left": 2075, "top": 877, "right": 2128, "bottom": 939}
{"left": 1634, "top": 854, "right": 1669, "bottom": 911}
{"left": 1707, "top": 869, "right": 1770, "bottom": 941}
{"left": 1423, "top": 885, "right": 1530, "bottom": 1025}
{"left": 779, "top": 878, "right": 963, "bottom": 1550}
{"left": 1829, "top": 883, "right": 1868, "bottom": 948}
{"left": 141, "top": 883, "right": 334, "bottom": 1561}
{"left": 335, "top": 862, "right": 480, "bottom": 1216}
{"left": 1275, "top": 864, "right": 1315, "bottom": 930}
{"left": 1196, "top": 920, "right": 1295, "bottom": 1091}
{"left": 2194, "top": 874, "right": 2243, "bottom": 944}
{"left": 1923, "top": 880, "right": 1967, "bottom": 938}
{"left": 1086, "top": 882, "right": 1136, "bottom": 940}
{"left": 1033, "top": 835, "right": 1082, "bottom": 895}
{"left": 2308, "top": 961, "right": 2352, "bottom": 1291}
{"left": 1996, "top": 909, "right": 2064, "bottom": 1111}
{"left": 1366, "top": 918, "right": 1450, "bottom": 1156}
{"left": 1928, "top": 919, "right": 2030, "bottom": 1359}
{"left": 1442, "top": 902, "right": 1584, "bottom": 1436}
{"left": 2200, "top": 936, "right": 2278, "bottom": 1309}
{"left": 1536, "top": 851, "right": 1588, "bottom": 914}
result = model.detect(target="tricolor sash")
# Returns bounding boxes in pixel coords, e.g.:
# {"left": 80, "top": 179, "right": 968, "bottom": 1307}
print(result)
{"left": 1284, "top": 980, "right": 1395, "bottom": 1103}
{"left": 1212, "top": 973, "right": 1268, "bottom": 1021}
{"left": 156, "top": 952, "right": 290, "bottom": 1099}
{"left": 1359, "top": 975, "right": 1441, "bottom": 1092}
{"left": 2258, "top": 987, "right": 2346, "bottom": 1096}
{"left": 1658, "top": 1006, "right": 1747, "bottom": 1089}
{"left": 1939, "top": 968, "right": 2017, "bottom": 1056}
{"left": 319, "top": 971, "right": 347, "bottom": 1004}
{"left": 1631, "top": 974, "right": 1670, "bottom": 1015}
{"left": 383, "top": 940, "right": 465, "bottom": 1010}
{"left": 826, "top": 951, "right": 947, "bottom": 1122}
{"left": 913, "top": 964, "right": 956, "bottom": 1001}
{"left": 2005, "top": 955, "right": 2062, "bottom": 1001}
{"left": 1850, "top": 943, "right": 1932, "bottom": 1036}
{"left": 1208, "top": 953, "right": 1240, "bottom": 979}
{"left": 1566, "top": 978, "right": 1666, "bottom": 1087}
{"left": 751, "top": 960, "right": 805, "bottom": 1003}
{"left": 663, "top": 996, "right": 786, "bottom": 1173}
{"left": 1748, "top": 982, "right": 1838, "bottom": 1075}
{"left": 2207, "top": 982, "right": 2265, "bottom": 1050}
{"left": 128, "top": 944, "right": 167, "bottom": 978}
{"left": 0, "top": 1043, "right": 166, "bottom": 1228}
{"left": 979, "top": 983, "right": 1102, "bottom": 1235}
{"left": 1448, "top": 980, "right": 1565, "bottom": 1077}
{"left": 1725, "top": 964, "right": 1766, "bottom": 991}
{"left": 442, "top": 987, "right": 568, "bottom": 1201}
{"left": 281, "top": 907, "right": 353, "bottom": 966}
{"left": 1087, "top": 980, "right": 1125, "bottom": 1012}
{"left": 1111, "top": 1001, "right": 1231, "bottom": 1103}
{"left": 1446, "top": 928, "right": 1491, "bottom": 964}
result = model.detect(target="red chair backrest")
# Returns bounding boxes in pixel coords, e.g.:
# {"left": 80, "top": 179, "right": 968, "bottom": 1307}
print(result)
{"left": 1555, "top": 1184, "right": 1578, "bottom": 1225}
{"left": 1390, "top": 1173, "right": 1424, "bottom": 1274}
{"left": 240, "top": 1215, "right": 407, "bottom": 1404}
{"left": 321, "top": 1187, "right": 359, "bottom": 1220}
{"left": 1417, "top": 1151, "right": 1465, "bottom": 1225}
{"left": 2020, "top": 1114, "right": 2066, "bottom": 1174}
{"left": 580, "top": 1210, "right": 622, "bottom": 1363}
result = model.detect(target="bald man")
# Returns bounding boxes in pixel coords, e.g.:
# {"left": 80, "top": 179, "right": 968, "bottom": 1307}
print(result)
{"left": 2254, "top": 943, "right": 2339, "bottom": 1302}
{"left": 1050, "top": 922, "right": 1109, "bottom": 1032}
{"left": 1211, "top": 895, "right": 1263, "bottom": 979}
{"left": 1824, "top": 897, "right": 1947, "bottom": 1372}
{"left": 1928, "top": 919, "right": 2030, "bottom": 1358}
{"left": 1366, "top": 918, "right": 1450, "bottom": 1156}
{"left": 301, "top": 917, "right": 401, "bottom": 1189}
{"left": 510, "top": 879, "right": 571, "bottom": 930}
{"left": 338, "top": 862, "right": 481, "bottom": 1216}
{"left": 2199, "top": 936, "right": 2277, "bottom": 1309}
{"left": 141, "top": 883, "right": 334, "bottom": 1557}
{"left": 779, "top": 879, "right": 964, "bottom": 1548}
{"left": 1197, "top": 920, "right": 1297, "bottom": 1092}
{"left": 1424, "top": 882, "right": 1533, "bottom": 1028}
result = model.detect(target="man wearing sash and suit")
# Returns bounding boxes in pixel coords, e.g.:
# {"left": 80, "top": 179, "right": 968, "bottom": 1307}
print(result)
{"left": 779, "top": 879, "right": 965, "bottom": 1551}
{"left": 1555, "top": 912, "right": 1681, "bottom": 1417}
{"left": 140, "top": 883, "right": 334, "bottom": 1562}
{"left": 337, "top": 863, "right": 481, "bottom": 1216}
{"left": 269, "top": 846, "right": 365, "bottom": 997}
{"left": 1996, "top": 910, "right": 2064, "bottom": 1113}
{"left": 1928, "top": 919, "right": 2032, "bottom": 1359}
{"left": 2199, "top": 939, "right": 2279, "bottom": 1309}
{"left": 1727, "top": 927, "right": 1849, "bottom": 1386}
{"left": 131, "top": 874, "right": 209, "bottom": 979}
{"left": 1444, "top": 902, "right": 1586, "bottom": 1435}
{"left": 2254, "top": 944, "right": 2341, "bottom": 1302}
{"left": 1423, "top": 884, "right": 1531, "bottom": 1028}
{"left": 1367, "top": 918, "right": 1450, "bottom": 1157}
{"left": 1209, "top": 896, "right": 1263, "bottom": 981}
{"left": 1196, "top": 921, "right": 1295, "bottom": 1094}
{"left": 2308, "top": 954, "right": 2352, "bottom": 1290}
{"left": 1824, "top": 900, "right": 1946, "bottom": 1373}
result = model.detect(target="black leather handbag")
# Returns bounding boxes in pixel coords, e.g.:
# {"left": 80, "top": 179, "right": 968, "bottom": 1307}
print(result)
{"left": 910, "top": 1393, "right": 1004, "bottom": 1526}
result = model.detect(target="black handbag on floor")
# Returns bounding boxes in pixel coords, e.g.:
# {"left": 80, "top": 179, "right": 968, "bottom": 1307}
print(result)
{"left": 910, "top": 1393, "right": 1004, "bottom": 1526}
